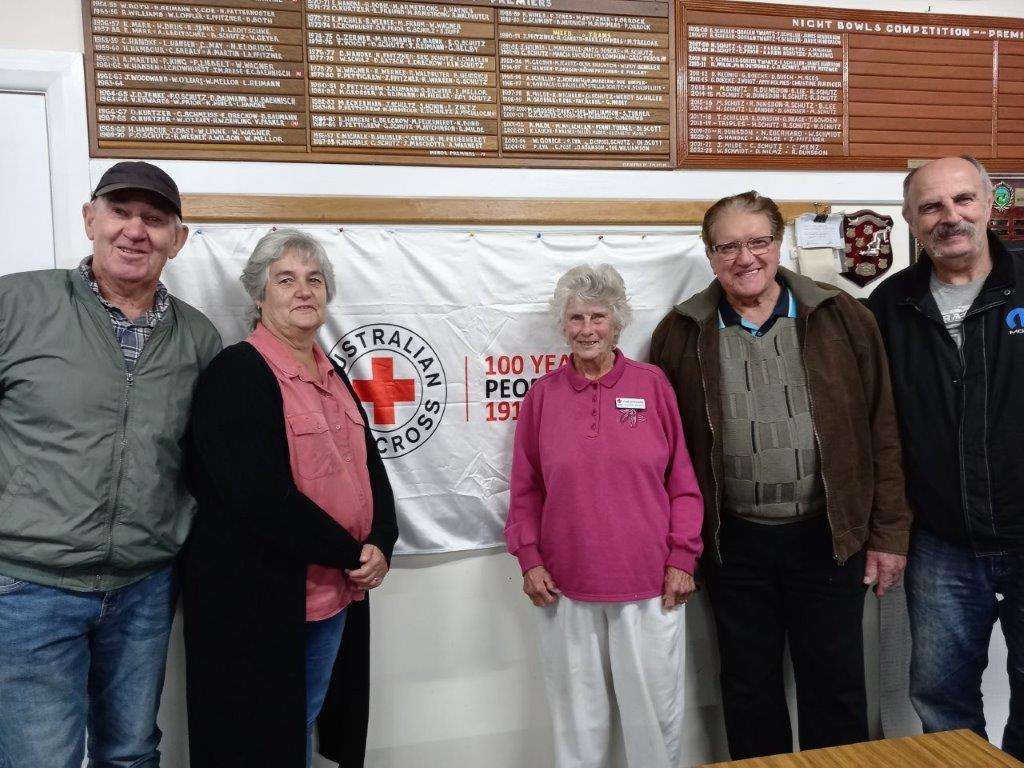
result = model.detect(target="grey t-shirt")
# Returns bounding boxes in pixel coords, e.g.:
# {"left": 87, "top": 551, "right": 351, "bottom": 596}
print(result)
{"left": 930, "top": 271, "right": 986, "bottom": 348}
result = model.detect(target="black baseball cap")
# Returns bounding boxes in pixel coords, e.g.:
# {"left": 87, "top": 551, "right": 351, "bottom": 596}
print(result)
{"left": 91, "top": 161, "right": 182, "bottom": 216}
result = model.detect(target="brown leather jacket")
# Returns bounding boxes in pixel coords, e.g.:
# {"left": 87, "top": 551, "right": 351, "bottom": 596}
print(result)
{"left": 650, "top": 267, "right": 911, "bottom": 564}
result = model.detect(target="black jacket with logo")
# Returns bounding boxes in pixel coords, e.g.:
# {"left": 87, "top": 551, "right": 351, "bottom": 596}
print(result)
{"left": 868, "top": 233, "right": 1024, "bottom": 553}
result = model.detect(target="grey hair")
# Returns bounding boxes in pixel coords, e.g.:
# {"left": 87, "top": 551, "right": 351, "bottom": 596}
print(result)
{"left": 549, "top": 263, "right": 632, "bottom": 336}
{"left": 240, "top": 228, "right": 335, "bottom": 329}
{"left": 903, "top": 155, "right": 993, "bottom": 218}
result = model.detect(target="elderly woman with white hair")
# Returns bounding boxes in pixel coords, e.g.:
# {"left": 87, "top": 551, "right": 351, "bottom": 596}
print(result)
{"left": 180, "top": 228, "right": 398, "bottom": 768}
{"left": 505, "top": 264, "right": 703, "bottom": 768}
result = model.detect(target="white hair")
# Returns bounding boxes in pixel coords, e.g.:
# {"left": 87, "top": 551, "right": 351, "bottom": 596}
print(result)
{"left": 549, "top": 263, "right": 632, "bottom": 335}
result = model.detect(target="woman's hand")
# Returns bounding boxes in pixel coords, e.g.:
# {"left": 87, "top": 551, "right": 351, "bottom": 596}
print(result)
{"left": 662, "top": 566, "right": 697, "bottom": 609}
{"left": 346, "top": 544, "right": 388, "bottom": 590}
{"left": 523, "top": 566, "right": 561, "bottom": 606}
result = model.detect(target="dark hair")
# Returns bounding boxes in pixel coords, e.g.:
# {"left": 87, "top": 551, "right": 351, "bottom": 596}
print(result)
{"left": 701, "top": 191, "right": 784, "bottom": 250}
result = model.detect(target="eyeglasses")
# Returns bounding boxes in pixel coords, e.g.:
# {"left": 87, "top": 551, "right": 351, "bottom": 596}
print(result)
{"left": 709, "top": 235, "right": 776, "bottom": 259}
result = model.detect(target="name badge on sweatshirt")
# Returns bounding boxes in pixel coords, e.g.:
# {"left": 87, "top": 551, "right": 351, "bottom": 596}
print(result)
{"left": 615, "top": 397, "right": 646, "bottom": 410}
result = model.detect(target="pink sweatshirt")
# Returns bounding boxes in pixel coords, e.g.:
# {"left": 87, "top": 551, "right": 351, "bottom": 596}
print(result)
{"left": 505, "top": 350, "right": 704, "bottom": 602}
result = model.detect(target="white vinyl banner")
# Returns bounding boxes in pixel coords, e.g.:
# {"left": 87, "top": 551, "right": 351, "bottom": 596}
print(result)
{"left": 163, "top": 225, "right": 724, "bottom": 555}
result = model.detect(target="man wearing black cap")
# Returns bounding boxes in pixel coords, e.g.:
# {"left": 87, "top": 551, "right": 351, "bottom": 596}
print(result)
{"left": 0, "top": 161, "right": 221, "bottom": 767}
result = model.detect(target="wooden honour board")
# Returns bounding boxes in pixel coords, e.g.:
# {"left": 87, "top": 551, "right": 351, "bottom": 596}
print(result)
{"left": 83, "top": 0, "right": 676, "bottom": 169}
{"left": 82, "top": 0, "right": 1024, "bottom": 170}
{"left": 677, "top": 1, "right": 1024, "bottom": 170}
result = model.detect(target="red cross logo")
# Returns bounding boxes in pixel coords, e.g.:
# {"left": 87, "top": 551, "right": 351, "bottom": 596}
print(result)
{"left": 352, "top": 357, "right": 416, "bottom": 426}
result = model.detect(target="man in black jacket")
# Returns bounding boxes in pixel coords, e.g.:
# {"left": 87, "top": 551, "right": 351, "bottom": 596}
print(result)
{"left": 869, "top": 155, "right": 1024, "bottom": 759}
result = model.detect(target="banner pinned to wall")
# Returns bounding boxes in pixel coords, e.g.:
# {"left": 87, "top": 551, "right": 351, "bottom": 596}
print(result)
{"left": 164, "top": 225, "right": 722, "bottom": 555}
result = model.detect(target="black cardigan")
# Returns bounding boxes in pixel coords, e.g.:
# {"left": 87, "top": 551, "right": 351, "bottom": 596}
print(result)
{"left": 180, "top": 341, "right": 398, "bottom": 767}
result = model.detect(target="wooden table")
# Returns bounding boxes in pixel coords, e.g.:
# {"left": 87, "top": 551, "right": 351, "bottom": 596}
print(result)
{"left": 698, "top": 729, "right": 1024, "bottom": 767}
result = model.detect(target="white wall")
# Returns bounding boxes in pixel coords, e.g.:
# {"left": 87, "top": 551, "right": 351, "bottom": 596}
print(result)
{"left": 0, "top": 1, "right": 83, "bottom": 53}
{"left": 1, "top": 0, "right": 1023, "bottom": 765}
{"left": 0, "top": 92, "right": 54, "bottom": 274}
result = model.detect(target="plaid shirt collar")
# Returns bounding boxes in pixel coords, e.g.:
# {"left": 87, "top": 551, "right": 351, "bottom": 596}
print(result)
{"left": 79, "top": 257, "right": 170, "bottom": 373}
{"left": 79, "top": 257, "right": 169, "bottom": 325}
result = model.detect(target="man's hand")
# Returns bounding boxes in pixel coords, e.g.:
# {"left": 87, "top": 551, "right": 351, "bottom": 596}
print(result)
{"left": 523, "top": 566, "right": 561, "bottom": 606}
{"left": 863, "top": 549, "right": 907, "bottom": 597}
{"left": 663, "top": 566, "right": 697, "bottom": 609}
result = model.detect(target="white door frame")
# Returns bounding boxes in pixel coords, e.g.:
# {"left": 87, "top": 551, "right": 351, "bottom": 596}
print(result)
{"left": 0, "top": 49, "right": 91, "bottom": 267}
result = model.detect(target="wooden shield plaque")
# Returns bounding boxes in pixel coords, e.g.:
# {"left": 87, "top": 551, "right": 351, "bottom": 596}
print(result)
{"left": 990, "top": 176, "right": 1024, "bottom": 242}
{"left": 841, "top": 209, "right": 893, "bottom": 287}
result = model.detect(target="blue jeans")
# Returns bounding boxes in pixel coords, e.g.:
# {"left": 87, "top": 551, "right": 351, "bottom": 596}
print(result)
{"left": 0, "top": 567, "right": 174, "bottom": 768}
{"left": 305, "top": 608, "right": 347, "bottom": 768}
{"left": 907, "top": 528, "right": 1024, "bottom": 759}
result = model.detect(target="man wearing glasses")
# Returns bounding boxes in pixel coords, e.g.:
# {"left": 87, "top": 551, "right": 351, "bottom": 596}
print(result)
{"left": 651, "top": 190, "right": 910, "bottom": 759}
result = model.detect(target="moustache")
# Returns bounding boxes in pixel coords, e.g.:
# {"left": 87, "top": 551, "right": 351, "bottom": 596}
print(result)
{"left": 932, "top": 222, "right": 974, "bottom": 239}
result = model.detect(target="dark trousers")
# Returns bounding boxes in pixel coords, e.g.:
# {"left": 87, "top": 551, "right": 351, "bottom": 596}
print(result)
{"left": 705, "top": 514, "right": 868, "bottom": 760}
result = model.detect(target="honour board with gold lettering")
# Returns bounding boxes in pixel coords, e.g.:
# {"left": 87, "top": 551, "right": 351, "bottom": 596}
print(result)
{"left": 83, "top": 0, "right": 1024, "bottom": 170}
{"left": 83, "top": 0, "right": 676, "bottom": 169}
{"left": 677, "top": 1, "right": 1024, "bottom": 170}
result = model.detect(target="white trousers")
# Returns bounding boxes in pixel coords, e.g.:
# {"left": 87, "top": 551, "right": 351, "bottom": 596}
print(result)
{"left": 536, "top": 596, "right": 686, "bottom": 768}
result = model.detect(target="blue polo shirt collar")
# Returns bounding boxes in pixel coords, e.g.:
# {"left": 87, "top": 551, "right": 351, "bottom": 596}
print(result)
{"left": 717, "top": 276, "right": 796, "bottom": 337}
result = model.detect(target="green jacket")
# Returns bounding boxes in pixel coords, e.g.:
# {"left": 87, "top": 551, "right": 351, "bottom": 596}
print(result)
{"left": 650, "top": 267, "right": 911, "bottom": 564}
{"left": 0, "top": 267, "right": 221, "bottom": 590}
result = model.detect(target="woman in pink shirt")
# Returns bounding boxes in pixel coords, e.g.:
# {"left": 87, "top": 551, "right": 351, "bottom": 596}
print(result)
{"left": 505, "top": 264, "right": 703, "bottom": 768}
{"left": 181, "top": 229, "right": 398, "bottom": 768}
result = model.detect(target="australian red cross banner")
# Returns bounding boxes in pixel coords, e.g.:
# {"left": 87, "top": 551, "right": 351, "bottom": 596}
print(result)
{"left": 165, "top": 225, "right": 716, "bottom": 554}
